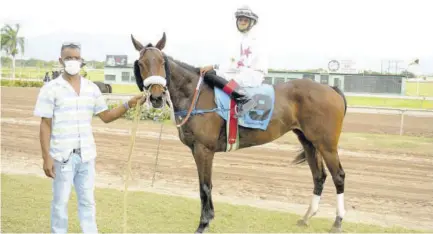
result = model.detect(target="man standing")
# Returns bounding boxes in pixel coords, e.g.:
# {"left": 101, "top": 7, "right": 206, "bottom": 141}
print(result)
{"left": 33, "top": 42, "right": 144, "bottom": 233}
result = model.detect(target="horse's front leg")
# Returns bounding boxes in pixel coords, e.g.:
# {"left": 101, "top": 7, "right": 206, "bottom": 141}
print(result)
{"left": 193, "top": 143, "right": 215, "bottom": 233}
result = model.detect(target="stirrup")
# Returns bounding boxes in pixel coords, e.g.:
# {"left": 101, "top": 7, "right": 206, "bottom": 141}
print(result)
{"left": 235, "top": 99, "right": 257, "bottom": 118}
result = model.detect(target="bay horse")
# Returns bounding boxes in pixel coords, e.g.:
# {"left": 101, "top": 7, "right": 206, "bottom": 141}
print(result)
{"left": 131, "top": 32, "right": 348, "bottom": 233}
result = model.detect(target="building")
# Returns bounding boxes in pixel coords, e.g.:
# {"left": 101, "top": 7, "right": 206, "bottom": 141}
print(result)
{"left": 104, "top": 56, "right": 406, "bottom": 95}
{"left": 104, "top": 55, "right": 136, "bottom": 84}
{"left": 265, "top": 71, "right": 406, "bottom": 95}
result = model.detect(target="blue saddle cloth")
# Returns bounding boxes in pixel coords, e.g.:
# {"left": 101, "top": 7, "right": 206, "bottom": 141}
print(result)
{"left": 214, "top": 84, "right": 275, "bottom": 130}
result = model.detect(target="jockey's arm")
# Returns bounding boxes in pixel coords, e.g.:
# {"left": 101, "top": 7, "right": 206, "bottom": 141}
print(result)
{"left": 237, "top": 38, "right": 268, "bottom": 86}
{"left": 244, "top": 40, "right": 269, "bottom": 76}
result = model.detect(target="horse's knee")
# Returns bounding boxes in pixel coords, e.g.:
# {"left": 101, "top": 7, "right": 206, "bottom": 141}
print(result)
{"left": 333, "top": 169, "right": 345, "bottom": 194}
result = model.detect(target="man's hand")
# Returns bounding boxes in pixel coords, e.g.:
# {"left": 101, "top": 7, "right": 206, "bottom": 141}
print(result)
{"left": 98, "top": 93, "right": 147, "bottom": 123}
{"left": 127, "top": 93, "right": 147, "bottom": 109}
{"left": 200, "top": 65, "right": 214, "bottom": 76}
{"left": 43, "top": 157, "right": 55, "bottom": 178}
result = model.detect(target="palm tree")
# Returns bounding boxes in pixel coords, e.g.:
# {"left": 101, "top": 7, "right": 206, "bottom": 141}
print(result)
{"left": 1, "top": 24, "right": 25, "bottom": 80}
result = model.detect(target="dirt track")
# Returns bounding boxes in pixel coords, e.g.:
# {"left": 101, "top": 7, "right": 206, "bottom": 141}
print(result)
{"left": 2, "top": 87, "right": 433, "bottom": 231}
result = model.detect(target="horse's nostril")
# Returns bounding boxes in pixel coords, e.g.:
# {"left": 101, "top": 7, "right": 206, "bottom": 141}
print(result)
{"left": 150, "top": 95, "right": 163, "bottom": 101}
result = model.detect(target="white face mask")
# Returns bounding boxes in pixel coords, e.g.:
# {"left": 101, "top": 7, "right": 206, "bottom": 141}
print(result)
{"left": 64, "top": 60, "right": 81, "bottom": 75}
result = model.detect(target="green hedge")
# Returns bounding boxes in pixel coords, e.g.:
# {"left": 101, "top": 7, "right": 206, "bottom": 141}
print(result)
{"left": 0, "top": 80, "right": 171, "bottom": 121}
{"left": 107, "top": 101, "right": 171, "bottom": 121}
{"left": 0, "top": 79, "right": 43, "bottom": 87}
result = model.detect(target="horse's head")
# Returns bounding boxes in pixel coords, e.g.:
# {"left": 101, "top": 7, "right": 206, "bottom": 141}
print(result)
{"left": 131, "top": 32, "right": 169, "bottom": 108}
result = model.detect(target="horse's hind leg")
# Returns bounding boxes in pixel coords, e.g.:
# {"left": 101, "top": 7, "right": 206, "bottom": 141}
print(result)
{"left": 318, "top": 147, "right": 346, "bottom": 233}
{"left": 293, "top": 130, "right": 327, "bottom": 226}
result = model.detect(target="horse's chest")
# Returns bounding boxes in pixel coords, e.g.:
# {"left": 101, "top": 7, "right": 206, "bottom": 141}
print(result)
{"left": 176, "top": 126, "right": 194, "bottom": 148}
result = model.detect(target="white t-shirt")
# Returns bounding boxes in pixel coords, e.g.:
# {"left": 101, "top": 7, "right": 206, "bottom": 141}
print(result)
{"left": 216, "top": 27, "right": 269, "bottom": 87}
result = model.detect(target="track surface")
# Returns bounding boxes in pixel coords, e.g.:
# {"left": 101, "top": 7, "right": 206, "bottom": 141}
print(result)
{"left": 2, "top": 87, "right": 433, "bottom": 231}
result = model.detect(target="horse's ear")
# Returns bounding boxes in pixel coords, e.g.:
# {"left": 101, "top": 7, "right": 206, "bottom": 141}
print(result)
{"left": 131, "top": 34, "right": 144, "bottom": 51}
{"left": 133, "top": 60, "right": 144, "bottom": 91}
{"left": 155, "top": 32, "right": 166, "bottom": 50}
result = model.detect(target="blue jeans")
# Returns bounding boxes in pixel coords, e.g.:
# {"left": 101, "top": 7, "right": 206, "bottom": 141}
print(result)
{"left": 51, "top": 153, "right": 98, "bottom": 233}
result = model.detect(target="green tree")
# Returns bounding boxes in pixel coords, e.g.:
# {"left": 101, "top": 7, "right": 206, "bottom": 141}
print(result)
{"left": 401, "top": 70, "right": 416, "bottom": 78}
{"left": 1, "top": 24, "right": 25, "bottom": 79}
{"left": 1, "top": 56, "right": 12, "bottom": 67}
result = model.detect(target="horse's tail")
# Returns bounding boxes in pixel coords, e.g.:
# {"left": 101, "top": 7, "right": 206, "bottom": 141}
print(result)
{"left": 292, "top": 150, "right": 307, "bottom": 165}
{"left": 106, "top": 84, "right": 112, "bottom": 93}
{"left": 331, "top": 86, "right": 347, "bottom": 116}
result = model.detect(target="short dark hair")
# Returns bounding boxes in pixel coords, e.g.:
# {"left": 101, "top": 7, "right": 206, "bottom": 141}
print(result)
{"left": 61, "top": 42, "right": 81, "bottom": 52}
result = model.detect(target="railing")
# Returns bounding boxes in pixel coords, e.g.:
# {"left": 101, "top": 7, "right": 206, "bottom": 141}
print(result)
{"left": 101, "top": 94, "right": 433, "bottom": 136}
{"left": 346, "top": 106, "right": 433, "bottom": 135}
{"left": 345, "top": 92, "right": 433, "bottom": 101}
{"left": 1, "top": 79, "right": 432, "bottom": 136}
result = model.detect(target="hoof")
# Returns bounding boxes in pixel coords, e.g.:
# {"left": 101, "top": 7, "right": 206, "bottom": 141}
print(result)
{"left": 297, "top": 219, "right": 309, "bottom": 227}
{"left": 195, "top": 222, "right": 209, "bottom": 234}
{"left": 329, "top": 226, "right": 342, "bottom": 233}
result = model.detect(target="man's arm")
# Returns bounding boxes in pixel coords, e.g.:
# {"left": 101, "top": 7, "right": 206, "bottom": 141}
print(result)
{"left": 97, "top": 101, "right": 130, "bottom": 123}
{"left": 40, "top": 117, "right": 52, "bottom": 161}
{"left": 33, "top": 85, "right": 56, "bottom": 178}
{"left": 34, "top": 85, "right": 55, "bottom": 157}
{"left": 96, "top": 94, "right": 145, "bottom": 123}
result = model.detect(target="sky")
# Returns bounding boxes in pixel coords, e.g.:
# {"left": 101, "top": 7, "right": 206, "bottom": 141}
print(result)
{"left": 1, "top": 0, "right": 432, "bottom": 74}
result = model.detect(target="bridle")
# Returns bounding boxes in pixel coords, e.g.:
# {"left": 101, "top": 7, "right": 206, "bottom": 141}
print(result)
{"left": 137, "top": 46, "right": 171, "bottom": 92}
{"left": 135, "top": 46, "right": 204, "bottom": 128}
{"left": 134, "top": 46, "right": 173, "bottom": 111}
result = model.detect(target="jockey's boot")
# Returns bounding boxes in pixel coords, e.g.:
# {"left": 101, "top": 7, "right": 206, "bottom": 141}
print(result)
{"left": 230, "top": 86, "right": 257, "bottom": 118}
{"left": 203, "top": 71, "right": 257, "bottom": 118}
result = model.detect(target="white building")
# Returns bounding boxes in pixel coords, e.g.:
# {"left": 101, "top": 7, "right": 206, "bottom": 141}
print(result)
{"left": 103, "top": 55, "right": 136, "bottom": 85}
{"left": 103, "top": 56, "right": 406, "bottom": 95}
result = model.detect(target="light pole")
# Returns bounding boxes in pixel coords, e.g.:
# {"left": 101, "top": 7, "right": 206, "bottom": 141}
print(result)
{"left": 406, "top": 59, "right": 420, "bottom": 96}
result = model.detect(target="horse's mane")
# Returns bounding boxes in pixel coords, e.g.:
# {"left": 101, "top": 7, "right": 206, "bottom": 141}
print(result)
{"left": 169, "top": 56, "right": 200, "bottom": 75}
{"left": 145, "top": 43, "right": 201, "bottom": 81}
{"left": 145, "top": 42, "right": 200, "bottom": 74}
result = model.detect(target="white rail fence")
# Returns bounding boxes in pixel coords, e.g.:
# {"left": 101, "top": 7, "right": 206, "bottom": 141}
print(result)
{"left": 2, "top": 77, "right": 432, "bottom": 135}
{"left": 2, "top": 77, "right": 433, "bottom": 101}
{"left": 346, "top": 106, "right": 433, "bottom": 136}
{"left": 102, "top": 94, "right": 433, "bottom": 136}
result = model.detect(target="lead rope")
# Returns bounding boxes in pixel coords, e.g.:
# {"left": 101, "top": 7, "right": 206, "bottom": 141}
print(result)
{"left": 123, "top": 93, "right": 146, "bottom": 233}
{"left": 151, "top": 90, "right": 176, "bottom": 188}
{"left": 122, "top": 89, "right": 177, "bottom": 233}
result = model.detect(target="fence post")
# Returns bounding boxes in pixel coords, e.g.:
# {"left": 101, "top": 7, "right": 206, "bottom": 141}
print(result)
{"left": 399, "top": 109, "right": 405, "bottom": 136}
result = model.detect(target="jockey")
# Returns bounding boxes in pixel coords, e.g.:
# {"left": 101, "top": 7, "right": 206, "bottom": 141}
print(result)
{"left": 200, "top": 5, "right": 268, "bottom": 118}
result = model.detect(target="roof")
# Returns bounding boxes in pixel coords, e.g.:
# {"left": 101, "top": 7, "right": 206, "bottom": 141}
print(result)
{"left": 268, "top": 70, "right": 406, "bottom": 77}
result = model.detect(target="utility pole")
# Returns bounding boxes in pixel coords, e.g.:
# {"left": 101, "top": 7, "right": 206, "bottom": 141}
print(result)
{"left": 381, "top": 60, "right": 383, "bottom": 74}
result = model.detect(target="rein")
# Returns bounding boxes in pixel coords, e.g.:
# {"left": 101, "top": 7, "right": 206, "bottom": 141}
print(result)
{"left": 175, "top": 75, "right": 204, "bottom": 127}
